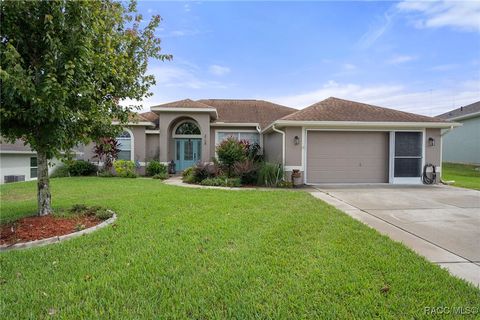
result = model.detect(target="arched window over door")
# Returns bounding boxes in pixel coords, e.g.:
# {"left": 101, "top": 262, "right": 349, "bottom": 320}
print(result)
{"left": 117, "top": 130, "right": 132, "bottom": 160}
{"left": 175, "top": 121, "right": 201, "bottom": 135}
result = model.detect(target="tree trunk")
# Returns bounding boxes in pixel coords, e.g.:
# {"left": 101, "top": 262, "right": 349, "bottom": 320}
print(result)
{"left": 37, "top": 150, "right": 52, "bottom": 216}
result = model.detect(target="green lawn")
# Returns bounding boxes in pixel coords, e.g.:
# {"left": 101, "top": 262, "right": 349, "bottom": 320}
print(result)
{"left": 1, "top": 178, "right": 478, "bottom": 319}
{"left": 442, "top": 162, "right": 480, "bottom": 190}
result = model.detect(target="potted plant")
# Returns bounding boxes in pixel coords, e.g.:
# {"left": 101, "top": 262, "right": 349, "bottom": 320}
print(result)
{"left": 291, "top": 169, "right": 302, "bottom": 187}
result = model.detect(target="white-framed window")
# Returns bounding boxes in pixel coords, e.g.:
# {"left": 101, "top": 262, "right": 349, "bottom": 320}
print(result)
{"left": 117, "top": 130, "right": 132, "bottom": 161}
{"left": 172, "top": 120, "right": 202, "bottom": 139}
{"left": 389, "top": 130, "right": 425, "bottom": 184}
{"left": 216, "top": 131, "right": 260, "bottom": 145}
{"left": 30, "top": 157, "right": 38, "bottom": 178}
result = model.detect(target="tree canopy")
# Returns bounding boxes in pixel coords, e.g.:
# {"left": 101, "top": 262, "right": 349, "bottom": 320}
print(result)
{"left": 0, "top": 0, "right": 171, "bottom": 214}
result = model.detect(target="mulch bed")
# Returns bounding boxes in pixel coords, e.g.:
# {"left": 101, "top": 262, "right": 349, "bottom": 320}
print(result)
{"left": 0, "top": 215, "right": 102, "bottom": 246}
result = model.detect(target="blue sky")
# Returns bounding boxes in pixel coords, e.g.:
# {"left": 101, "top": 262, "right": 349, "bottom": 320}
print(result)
{"left": 132, "top": 1, "right": 480, "bottom": 116}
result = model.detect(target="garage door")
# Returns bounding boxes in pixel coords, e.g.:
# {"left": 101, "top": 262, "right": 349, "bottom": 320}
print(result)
{"left": 306, "top": 131, "right": 389, "bottom": 184}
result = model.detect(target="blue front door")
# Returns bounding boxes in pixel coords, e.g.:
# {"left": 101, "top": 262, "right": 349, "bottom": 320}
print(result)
{"left": 175, "top": 139, "right": 201, "bottom": 171}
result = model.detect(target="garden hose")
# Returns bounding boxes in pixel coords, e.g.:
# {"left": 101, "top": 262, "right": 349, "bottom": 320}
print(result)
{"left": 422, "top": 164, "right": 437, "bottom": 185}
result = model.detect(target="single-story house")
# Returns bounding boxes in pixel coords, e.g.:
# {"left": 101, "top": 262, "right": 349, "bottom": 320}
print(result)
{"left": 437, "top": 101, "right": 480, "bottom": 165}
{"left": 1, "top": 97, "right": 457, "bottom": 184}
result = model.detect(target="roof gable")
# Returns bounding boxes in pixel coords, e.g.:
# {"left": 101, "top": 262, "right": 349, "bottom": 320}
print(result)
{"left": 281, "top": 97, "right": 445, "bottom": 123}
{"left": 151, "top": 99, "right": 215, "bottom": 109}
{"left": 198, "top": 99, "right": 296, "bottom": 128}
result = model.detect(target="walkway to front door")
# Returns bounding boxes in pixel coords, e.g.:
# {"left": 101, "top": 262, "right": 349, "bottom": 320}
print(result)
{"left": 175, "top": 139, "right": 201, "bottom": 171}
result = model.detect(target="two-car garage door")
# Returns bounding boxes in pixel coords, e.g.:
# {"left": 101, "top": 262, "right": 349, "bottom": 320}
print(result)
{"left": 306, "top": 131, "right": 389, "bottom": 184}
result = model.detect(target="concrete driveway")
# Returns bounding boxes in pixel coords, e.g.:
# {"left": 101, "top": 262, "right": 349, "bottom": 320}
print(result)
{"left": 310, "top": 185, "right": 480, "bottom": 287}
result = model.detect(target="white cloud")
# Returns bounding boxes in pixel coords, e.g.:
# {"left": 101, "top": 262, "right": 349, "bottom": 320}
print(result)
{"left": 397, "top": 0, "right": 480, "bottom": 32}
{"left": 209, "top": 65, "right": 231, "bottom": 76}
{"left": 270, "top": 80, "right": 480, "bottom": 116}
{"left": 357, "top": 8, "right": 397, "bottom": 49}
{"left": 387, "top": 55, "right": 417, "bottom": 64}
{"left": 119, "top": 62, "right": 232, "bottom": 111}
{"left": 342, "top": 63, "right": 357, "bottom": 70}
{"left": 430, "top": 64, "right": 457, "bottom": 71}
{"left": 168, "top": 29, "right": 202, "bottom": 37}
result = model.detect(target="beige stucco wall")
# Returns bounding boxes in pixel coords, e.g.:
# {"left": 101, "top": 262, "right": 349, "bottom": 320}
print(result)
{"left": 158, "top": 112, "right": 211, "bottom": 163}
{"left": 424, "top": 128, "right": 442, "bottom": 182}
{"left": 130, "top": 126, "right": 146, "bottom": 163}
{"left": 263, "top": 131, "right": 283, "bottom": 164}
{"left": 284, "top": 127, "right": 302, "bottom": 167}
{"left": 145, "top": 134, "right": 159, "bottom": 161}
{"left": 82, "top": 141, "right": 96, "bottom": 162}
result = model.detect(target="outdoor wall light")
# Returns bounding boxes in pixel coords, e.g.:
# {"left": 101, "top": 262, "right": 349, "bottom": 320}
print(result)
{"left": 293, "top": 135, "right": 300, "bottom": 145}
{"left": 428, "top": 137, "right": 435, "bottom": 147}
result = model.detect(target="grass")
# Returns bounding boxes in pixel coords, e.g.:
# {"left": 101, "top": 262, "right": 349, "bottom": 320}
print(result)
{"left": 1, "top": 178, "right": 479, "bottom": 319}
{"left": 442, "top": 162, "right": 480, "bottom": 190}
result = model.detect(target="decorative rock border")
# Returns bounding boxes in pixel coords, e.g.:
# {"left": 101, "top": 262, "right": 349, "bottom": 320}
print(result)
{"left": 0, "top": 211, "right": 117, "bottom": 252}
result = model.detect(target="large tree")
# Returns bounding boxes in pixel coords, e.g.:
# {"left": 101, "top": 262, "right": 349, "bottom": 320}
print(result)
{"left": 0, "top": 0, "right": 171, "bottom": 215}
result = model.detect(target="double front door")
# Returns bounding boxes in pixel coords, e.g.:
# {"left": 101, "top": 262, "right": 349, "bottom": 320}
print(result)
{"left": 175, "top": 139, "right": 201, "bottom": 171}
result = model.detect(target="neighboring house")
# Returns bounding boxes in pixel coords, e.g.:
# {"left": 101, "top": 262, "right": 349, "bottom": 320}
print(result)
{"left": 437, "top": 101, "right": 480, "bottom": 165}
{"left": 0, "top": 139, "right": 66, "bottom": 184}
{"left": 1, "top": 97, "right": 456, "bottom": 184}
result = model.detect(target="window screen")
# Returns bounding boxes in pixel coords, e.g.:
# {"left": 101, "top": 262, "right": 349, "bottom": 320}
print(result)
{"left": 395, "top": 132, "right": 422, "bottom": 157}
{"left": 394, "top": 132, "right": 422, "bottom": 178}
{"left": 394, "top": 158, "right": 422, "bottom": 177}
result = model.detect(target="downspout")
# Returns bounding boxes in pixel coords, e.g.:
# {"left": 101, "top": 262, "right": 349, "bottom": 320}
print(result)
{"left": 441, "top": 125, "right": 454, "bottom": 136}
{"left": 272, "top": 124, "right": 285, "bottom": 170}
{"left": 439, "top": 125, "right": 454, "bottom": 185}
{"left": 256, "top": 125, "right": 263, "bottom": 156}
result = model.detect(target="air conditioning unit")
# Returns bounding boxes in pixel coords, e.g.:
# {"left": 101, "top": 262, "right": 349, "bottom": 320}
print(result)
{"left": 4, "top": 175, "right": 25, "bottom": 183}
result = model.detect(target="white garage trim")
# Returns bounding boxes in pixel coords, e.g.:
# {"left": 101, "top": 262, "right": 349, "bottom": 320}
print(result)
{"left": 303, "top": 128, "right": 426, "bottom": 185}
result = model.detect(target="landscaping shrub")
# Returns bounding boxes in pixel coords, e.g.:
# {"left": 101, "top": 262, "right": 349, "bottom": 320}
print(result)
{"left": 93, "top": 137, "right": 120, "bottom": 172}
{"left": 276, "top": 180, "right": 293, "bottom": 188}
{"left": 239, "top": 140, "right": 261, "bottom": 161}
{"left": 68, "top": 160, "right": 97, "bottom": 176}
{"left": 258, "top": 162, "right": 283, "bottom": 187}
{"left": 94, "top": 209, "right": 114, "bottom": 220}
{"left": 182, "top": 166, "right": 196, "bottom": 183}
{"left": 152, "top": 172, "right": 169, "bottom": 180}
{"left": 193, "top": 162, "right": 221, "bottom": 182}
{"left": 216, "top": 138, "right": 246, "bottom": 176}
{"left": 113, "top": 160, "right": 137, "bottom": 178}
{"left": 70, "top": 204, "right": 88, "bottom": 214}
{"left": 146, "top": 161, "right": 167, "bottom": 176}
{"left": 234, "top": 159, "right": 259, "bottom": 185}
{"left": 200, "top": 177, "right": 241, "bottom": 187}
{"left": 50, "top": 165, "right": 70, "bottom": 178}
{"left": 68, "top": 204, "right": 112, "bottom": 220}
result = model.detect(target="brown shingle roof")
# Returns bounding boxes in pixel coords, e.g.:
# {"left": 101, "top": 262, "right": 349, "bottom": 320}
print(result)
{"left": 152, "top": 99, "right": 215, "bottom": 109}
{"left": 198, "top": 99, "right": 297, "bottom": 128}
{"left": 281, "top": 97, "right": 446, "bottom": 123}
{"left": 139, "top": 111, "right": 159, "bottom": 128}
{"left": 437, "top": 101, "right": 480, "bottom": 120}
